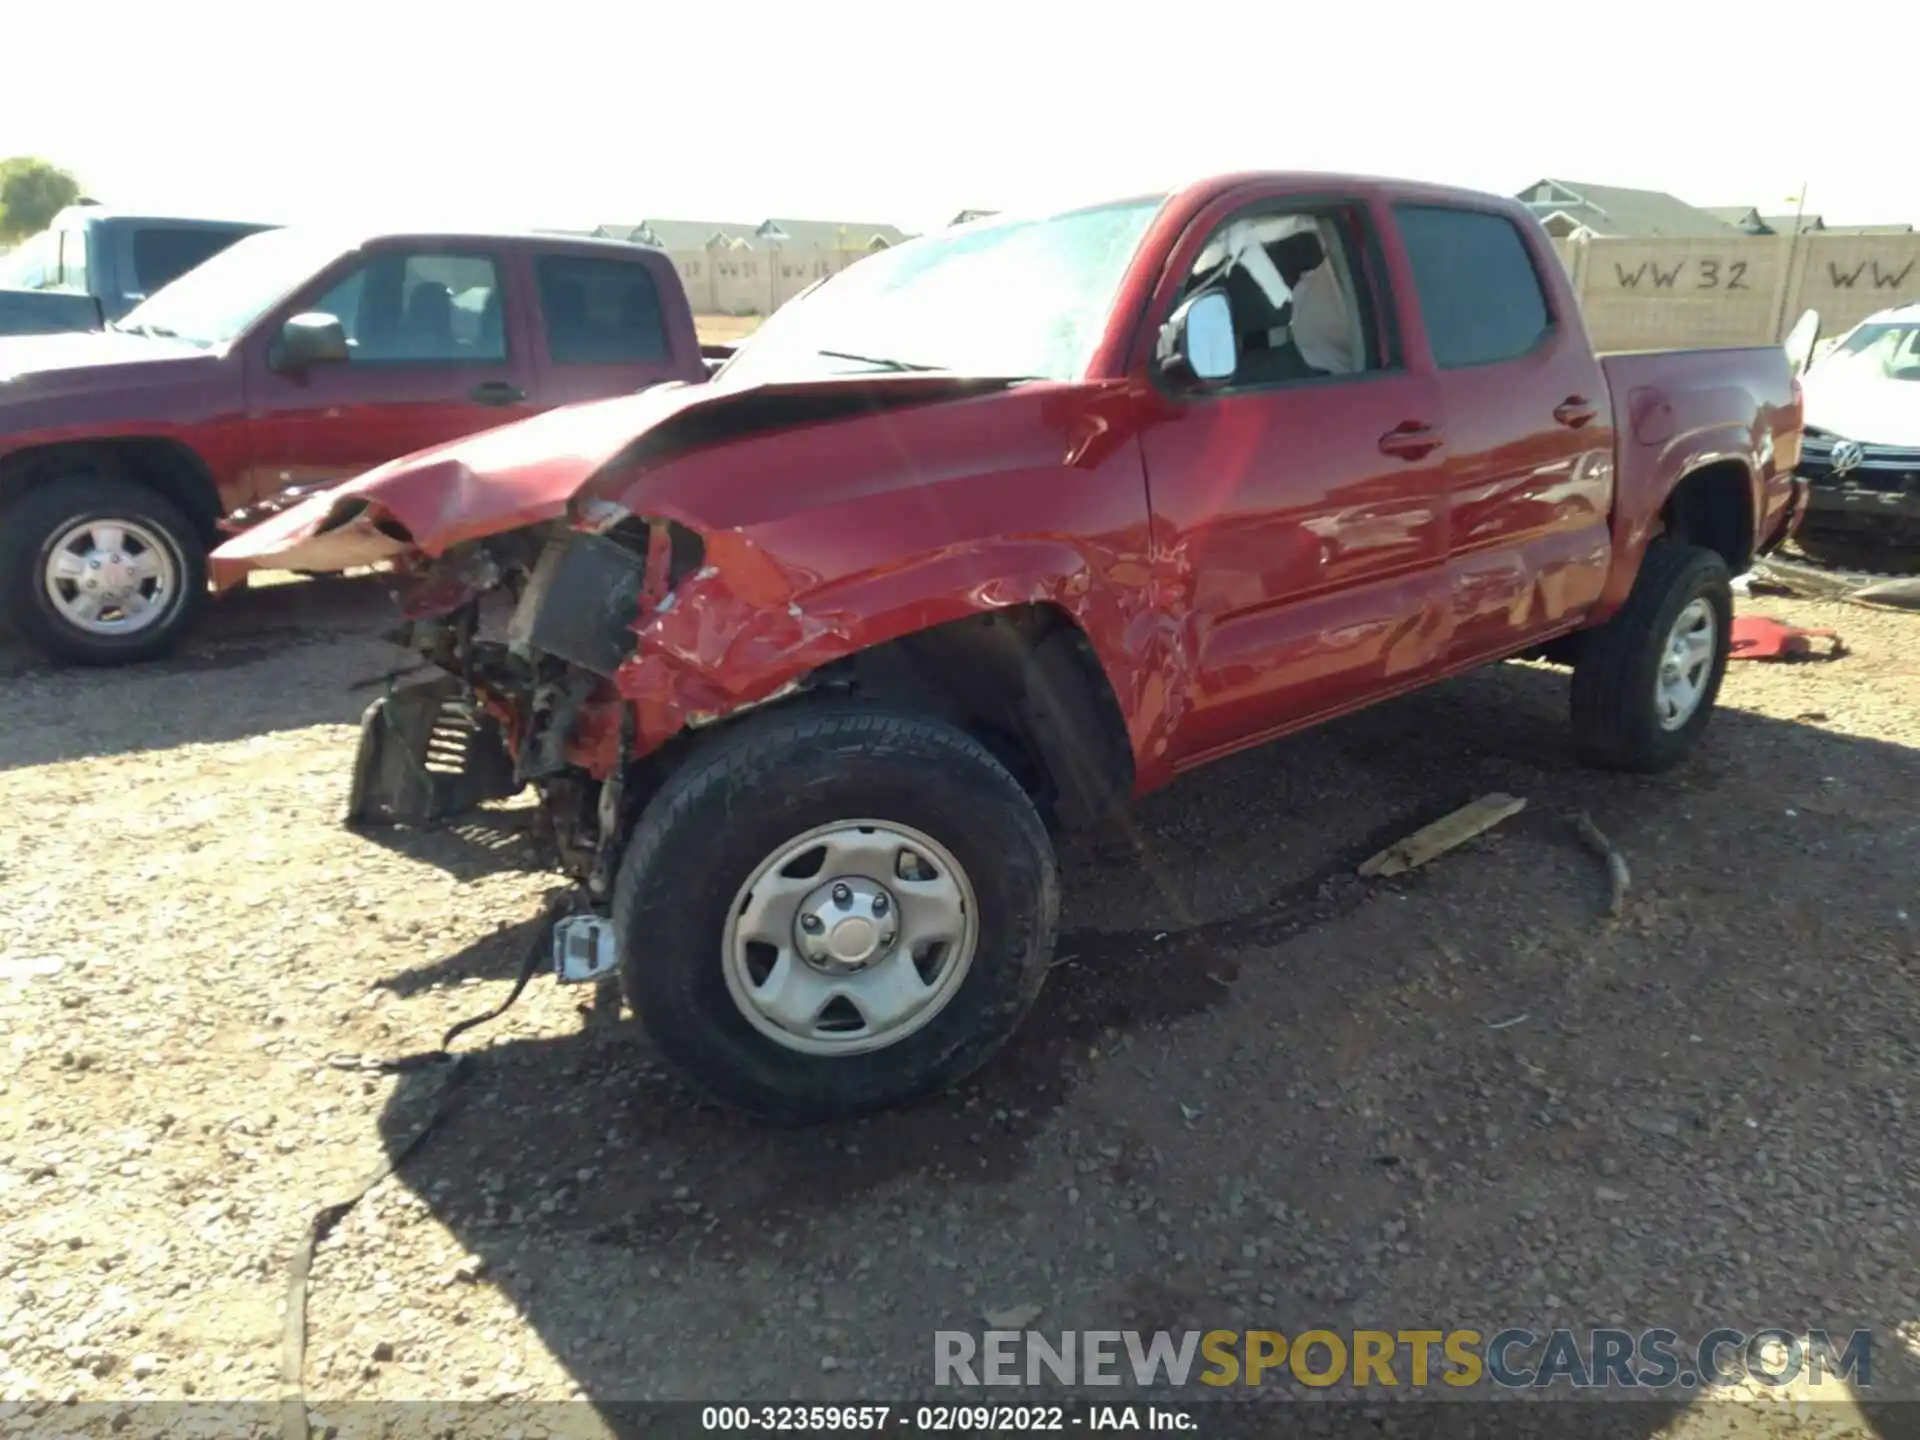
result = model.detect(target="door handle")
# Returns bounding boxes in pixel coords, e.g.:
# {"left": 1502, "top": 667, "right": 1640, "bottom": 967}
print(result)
{"left": 1553, "top": 396, "right": 1597, "bottom": 428}
{"left": 469, "top": 381, "right": 526, "bottom": 407}
{"left": 1378, "top": 422, "right": 1443, "bottom": 460}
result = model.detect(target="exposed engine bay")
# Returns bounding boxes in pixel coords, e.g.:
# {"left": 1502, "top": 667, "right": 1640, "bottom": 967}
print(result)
{"left": 346, "top": 514, "right": 704, "bottom": 902}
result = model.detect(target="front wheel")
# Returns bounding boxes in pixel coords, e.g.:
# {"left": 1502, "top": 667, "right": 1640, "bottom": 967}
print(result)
{"left": 0, "top": 477, "right": 207, "bottom": 665}
{"left": 1570, "top": 541, "right": 1732, "bottom": 773}
{"left": 612, "top": 705, "right": 1060, "bottom": 1123}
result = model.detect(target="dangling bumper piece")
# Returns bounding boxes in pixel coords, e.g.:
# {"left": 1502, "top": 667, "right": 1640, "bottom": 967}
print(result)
{"left": 345, "top": 675, "right": 521, "bottom": 828}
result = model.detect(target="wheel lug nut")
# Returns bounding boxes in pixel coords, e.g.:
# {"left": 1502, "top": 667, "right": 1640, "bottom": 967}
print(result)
{"left": 871, "top": 894, "right": 889, "bottom": 916}
{"left": 831, "top": 883, "right": 852, "bottom": 907}
{"left": 800, "top": 914, "right": 824, "bottom": 934}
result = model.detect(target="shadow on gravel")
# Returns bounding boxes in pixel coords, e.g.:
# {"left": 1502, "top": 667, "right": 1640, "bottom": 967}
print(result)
{"left": 360, "top": 658, "right": 1920, "bottom": 1428}
{"left": 353, "top": 804, "right": 551, "bottom": 889}
{"left": 377, "top": 891, "right": 567, "bottom": 999}
{"left": 0, "top": 572, "right": 399, "bottom": 770}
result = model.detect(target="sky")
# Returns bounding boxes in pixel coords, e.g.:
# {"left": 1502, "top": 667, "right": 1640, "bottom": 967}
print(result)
{"left": 3, "top": 0, "right": 1909, "bottom": 236}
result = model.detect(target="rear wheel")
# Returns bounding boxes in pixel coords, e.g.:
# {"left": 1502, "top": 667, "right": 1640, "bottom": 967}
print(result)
{"left": 612, "top": 705, "right": 1059, "bottom": 1123}
{"left": 0, "top": 476, "right": 206, "bottom": 665}
{"left": 1570, "top": 541, "right": 1732, "bottom": 773}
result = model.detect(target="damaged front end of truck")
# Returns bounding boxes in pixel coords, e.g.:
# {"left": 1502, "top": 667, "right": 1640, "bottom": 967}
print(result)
{"left": 211, "top": 375, "right": 1044, "bottom": 945}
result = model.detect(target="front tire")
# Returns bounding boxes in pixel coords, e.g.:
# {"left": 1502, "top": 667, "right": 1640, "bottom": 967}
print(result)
{"left": 1570, "top": 541, "right": 1732, "bottom": 773}
{"left": 0, "top": 476, "right": 206, "bottom": 666}
{"left": 612, "top": 705, "right": 1060, "bottom": 1123}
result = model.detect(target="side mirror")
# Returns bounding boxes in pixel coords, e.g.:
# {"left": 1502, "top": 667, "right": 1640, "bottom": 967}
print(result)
{"left": 1158, "top": 290, "right": 1237, "bottom": 385}
{"left": 1784, "top": 308, "right": 1821, "bottom": 377}
{"left": 273, "top": 312, "right": 349, "bottom": 372}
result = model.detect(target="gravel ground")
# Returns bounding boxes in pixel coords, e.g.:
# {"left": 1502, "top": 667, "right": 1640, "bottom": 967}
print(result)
{"left": 2, "top": 574, "right": 1917, "bottom": 1437}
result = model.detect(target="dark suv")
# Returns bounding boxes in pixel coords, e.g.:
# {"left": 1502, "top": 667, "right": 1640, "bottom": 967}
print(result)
{"left": 0, "top": 207, "right": 275, "bottom": 336}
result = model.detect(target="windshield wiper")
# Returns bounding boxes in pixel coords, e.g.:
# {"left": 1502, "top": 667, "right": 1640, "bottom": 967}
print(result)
{"left": 815, "top": 349, "right": 947, "bottom": 373}
{"left": 112, "top": 320, "right": 181, "bottom": 339}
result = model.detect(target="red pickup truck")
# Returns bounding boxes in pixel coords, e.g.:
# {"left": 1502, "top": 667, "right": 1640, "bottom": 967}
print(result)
{"left": 215, "top": 173, "right": 1808, "bottom": 1122}
{"left": 0, "top": 226, "right": 703, "bottom": 663}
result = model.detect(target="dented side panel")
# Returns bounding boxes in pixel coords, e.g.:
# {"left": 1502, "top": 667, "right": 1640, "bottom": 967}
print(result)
{"left": 573, "top": 381, "right": 1178, "bottom": 788}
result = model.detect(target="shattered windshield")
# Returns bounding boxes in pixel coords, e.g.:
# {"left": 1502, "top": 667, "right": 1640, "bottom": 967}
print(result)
{"left": 716, "top": 198, "right": 1166, "bottom": 386}
{"left": 115, "top": 228, "right": 349, "bottom": 347}
{"left": 1814, "top": 321, "right": 1920, "bottom": 382}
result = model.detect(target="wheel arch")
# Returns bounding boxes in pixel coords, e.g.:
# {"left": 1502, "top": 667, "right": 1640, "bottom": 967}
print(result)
{"left": 805, "top": 602, "right": 1137, "bottom": 832}
{"left": 614, "top": 533, "right": 1146, "bottom": 830}
{"left": 1658, "top": 459, "right": 1755, "bottom": 577}
{"left": 1594, "top": 453, "right": 1756, "bottom": 624}
{"left": 0, "top": 438, "right": 223, "bottom": 545}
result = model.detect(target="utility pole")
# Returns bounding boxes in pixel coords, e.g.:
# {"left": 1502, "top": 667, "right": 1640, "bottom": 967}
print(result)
{"left": 1773, "top": 183, "right": 1811, "bottom": 342}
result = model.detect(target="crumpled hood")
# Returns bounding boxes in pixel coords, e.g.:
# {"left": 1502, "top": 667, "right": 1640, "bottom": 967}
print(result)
{"left": 0, "top": 328, "right": 211, "bottom": 387}
{"left": 1800, "top": 370, "right": 1920, "bottom": 447}
{"left": 208, "top": 373, "right": 1029, "bottom": 584}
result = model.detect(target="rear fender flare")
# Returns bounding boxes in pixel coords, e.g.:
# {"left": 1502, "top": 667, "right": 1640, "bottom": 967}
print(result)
{"left": 1597, "top": 426, "right": 1759, "bottom": 619}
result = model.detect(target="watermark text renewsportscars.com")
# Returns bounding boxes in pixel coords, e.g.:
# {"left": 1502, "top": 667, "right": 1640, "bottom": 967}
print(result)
{"left": 935, "top": 1327, "right": 1872, "bottom": 1391}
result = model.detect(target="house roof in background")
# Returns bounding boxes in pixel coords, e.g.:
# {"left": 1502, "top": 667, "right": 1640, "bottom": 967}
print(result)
{"left": 1519, "top": 179, "right": 1738, "bottom": 237}
{"left": 754, "top": 217, "right": 908, "bottom": 249}
{"left": 624, "top": 219, "right": 758, "bottom": 251}
{"left": 1760, "top": 213, "right": 1826, "bottom": 233}
{"left": 595, "top": 217, "right": 910, "bottom": 251}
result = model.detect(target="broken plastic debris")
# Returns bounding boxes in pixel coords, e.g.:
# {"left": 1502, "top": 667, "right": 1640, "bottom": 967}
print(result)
{"left": 1729, "top": 616, "right": 1844, "bottom": 661}
{"left": 1358, "top": 794, "right": 1527, "bottom": 878}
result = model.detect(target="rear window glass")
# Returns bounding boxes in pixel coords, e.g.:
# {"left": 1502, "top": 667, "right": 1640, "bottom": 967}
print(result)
{"left": 535, "top": 254, "right": 668, "bottom": 364}
{"left": 1394, "top": 205, "right": 1553, "bottom": 368}
{"left": 132, "top": 228, "right": 250, "bottom": 296}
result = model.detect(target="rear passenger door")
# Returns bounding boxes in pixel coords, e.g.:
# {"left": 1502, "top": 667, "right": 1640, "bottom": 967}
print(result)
{"left": 527, "top": 249, "right": 691, "bottom": 407}
{"left": 1390, "top": 204, "right": 1615, "bottom": 664}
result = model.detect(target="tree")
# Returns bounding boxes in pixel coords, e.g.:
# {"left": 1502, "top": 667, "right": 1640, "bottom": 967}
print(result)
{"left": 0, "top": 158, "right": 83, "bottom": 242}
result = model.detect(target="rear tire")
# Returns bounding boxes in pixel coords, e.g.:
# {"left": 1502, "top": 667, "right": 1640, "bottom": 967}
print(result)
{"left": 0, "top": 476, "right": 206, "bottom": 666}
{"left": 1570, "top": 541, "right": 1732, "bottom": 773}
{"left": 612, "top": 704, "right": 1059, "bottom": 1124}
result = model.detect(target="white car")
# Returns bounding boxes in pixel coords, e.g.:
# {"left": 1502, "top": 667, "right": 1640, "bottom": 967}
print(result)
{"left": 1795, "top": 301, "right": 1920, "bottom": 563}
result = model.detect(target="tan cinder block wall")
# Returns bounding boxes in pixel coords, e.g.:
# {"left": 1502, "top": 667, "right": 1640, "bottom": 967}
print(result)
{"left": 669, "top": 246, "right": 880, "bottom": 317}
{"left": 669, "top": 232, "right": 1920, "bottom": 352}
{"left": 1549, "top": 235, "right": 1920, "bottom": 351}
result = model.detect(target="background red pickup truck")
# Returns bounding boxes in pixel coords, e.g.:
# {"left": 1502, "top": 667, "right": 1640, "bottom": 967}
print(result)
{"left": 0, "top": 227, "right": 704, "bottom": 663}
{"left": 217, "top": 172, "right": 1810, "bottom": 1122}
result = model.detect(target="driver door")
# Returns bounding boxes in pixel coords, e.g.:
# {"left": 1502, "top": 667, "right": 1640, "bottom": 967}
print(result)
{"left": 239, "top": 242, "right": 537, "bottom": 509}
{"left": 1133, "top": 183, "right": 1454, "bottom": 768}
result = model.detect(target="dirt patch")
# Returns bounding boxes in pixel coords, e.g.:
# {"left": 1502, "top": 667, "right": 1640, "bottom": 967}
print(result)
{"left": 2, "top": 587, "right": 1917, "bottom": 1436}
{"left": 695, "top": 315, "right": 764, "bottom": 346}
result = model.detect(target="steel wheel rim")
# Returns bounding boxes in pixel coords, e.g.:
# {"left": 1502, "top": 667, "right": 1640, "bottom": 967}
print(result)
{"left": 1655, "top": 597, "right": 1716, "bottom": 731}
{"left": 722, "top": 818, "right": 979, "bottom": 1057}
{"left": 41, "top": 517, "right": 180, "bottom": 637}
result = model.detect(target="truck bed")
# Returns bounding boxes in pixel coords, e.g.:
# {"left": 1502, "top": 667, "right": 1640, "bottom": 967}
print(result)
{"left": 0, "top": 288, "right": 103, "bottom": 337}
{"left": 1598, "top": 341, "right": 1803, "bottom": 569}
